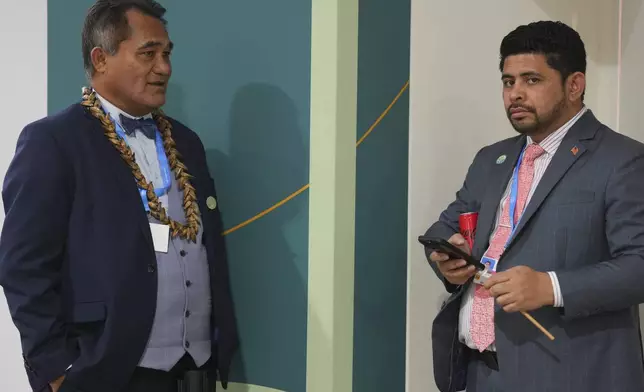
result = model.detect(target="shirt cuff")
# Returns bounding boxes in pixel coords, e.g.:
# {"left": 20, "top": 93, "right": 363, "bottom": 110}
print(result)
{"left": 547, "top": 271, "right": 564, "bottom": 307}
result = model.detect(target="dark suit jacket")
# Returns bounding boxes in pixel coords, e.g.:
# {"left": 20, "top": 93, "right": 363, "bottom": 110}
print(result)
{"left": 0, "top": 103, "right": 239, "bottom": 392}
{"left": 425, "top": 111, "right": 644, "bottom": 392}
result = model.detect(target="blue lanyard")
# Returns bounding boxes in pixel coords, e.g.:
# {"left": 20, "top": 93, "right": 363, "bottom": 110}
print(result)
{"left": 111, "top": 116, "right": 172, "bottom": 211}
{"left": 505, "top": 145, "right": 527, "bottom": 247}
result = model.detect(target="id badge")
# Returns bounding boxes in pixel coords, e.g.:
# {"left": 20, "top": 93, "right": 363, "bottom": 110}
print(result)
{"left": 149, "top": 223, "right": 170, "bottom": 253}
{"left": 473, "top": 256, "right": 497, "bottom": 285}
{"left": 480, "top": 256, "right": 498, "bottom": 272}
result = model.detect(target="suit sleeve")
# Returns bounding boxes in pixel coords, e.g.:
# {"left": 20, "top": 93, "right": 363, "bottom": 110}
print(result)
{"left": 557, "top": 151, "right": 644, "bottom": 320}
{"left": 423, "top": 148, "right": 486, "bottom": 293}
{"left": 0, "top": 125, "right": 76, "bottom": 390}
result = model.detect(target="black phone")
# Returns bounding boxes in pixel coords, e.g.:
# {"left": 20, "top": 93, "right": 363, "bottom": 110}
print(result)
{"left": 417, "top": 235, "right": 485, "bottom": 270}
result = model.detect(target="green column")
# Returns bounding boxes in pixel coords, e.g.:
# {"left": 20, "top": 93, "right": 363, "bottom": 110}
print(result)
{"left": 306, "top": 0, "right": 359, "bottom": 390}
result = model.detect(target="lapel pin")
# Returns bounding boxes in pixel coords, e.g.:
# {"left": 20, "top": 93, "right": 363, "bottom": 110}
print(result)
{"left": 206, "top": 196, "right": 217, "bottom": 210}
{"left": 571, "top": 146, "right": 579, "bottom": 156}
{"left": 496, "top": 155, "right": 507, "bottom": 164}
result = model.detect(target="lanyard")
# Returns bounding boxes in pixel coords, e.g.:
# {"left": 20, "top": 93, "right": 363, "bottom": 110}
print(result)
{"left": 505, "top": 145, "right": 527, "bottom": 248}
{"left": 112, "top": 116, "right": 172, "bottom": 211}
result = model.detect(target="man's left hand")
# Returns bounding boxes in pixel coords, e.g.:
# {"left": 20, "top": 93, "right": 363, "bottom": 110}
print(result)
{"left": 483, "top": 266, "right": 554, "bottom": 312}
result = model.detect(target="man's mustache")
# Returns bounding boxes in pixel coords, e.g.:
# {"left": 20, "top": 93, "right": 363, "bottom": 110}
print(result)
{"left": 507, "top": 104, "right": 536, "bottom": 115}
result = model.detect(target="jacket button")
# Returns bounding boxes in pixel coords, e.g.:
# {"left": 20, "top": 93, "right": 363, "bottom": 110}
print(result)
{"left": 148, "top": 264, "right": 156, "bottom": 273}
{"left": 180, "top": 250, "right": 187, "bottom": 257}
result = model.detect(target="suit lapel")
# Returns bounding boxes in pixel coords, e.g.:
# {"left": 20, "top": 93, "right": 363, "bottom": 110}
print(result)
{"left": 504, "top": 110, "right": 601, "bottom": 250}
{"left": 81, "top": 106, "right": 155, "bottom": 249}
{"left": 473, "top": 136, "right": 526, "bottom": 258}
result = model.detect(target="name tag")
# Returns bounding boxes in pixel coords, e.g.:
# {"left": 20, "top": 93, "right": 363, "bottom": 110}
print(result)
{"left": 480, "top": 256, "right": 498, "bottom": 272}
{"left": 473, "top": 269, "right": 493, "bottom": 285}
{"left": 473, "top": 256, "right": 497, "bottom": 285}
{"left": 150, "top": 223, "right": 170, "bottom": 253}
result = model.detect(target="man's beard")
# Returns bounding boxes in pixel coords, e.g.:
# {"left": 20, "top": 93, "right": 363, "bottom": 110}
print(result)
{"left": 507, "top": 97, "right": 566, "bottom": 135}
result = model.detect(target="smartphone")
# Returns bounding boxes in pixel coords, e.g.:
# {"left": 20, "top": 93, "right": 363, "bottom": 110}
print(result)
{"left": 417, "top": 235, "right": 485, "bottom": 270}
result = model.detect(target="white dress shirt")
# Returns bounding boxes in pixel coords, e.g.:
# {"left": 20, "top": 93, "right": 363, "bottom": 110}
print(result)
{"left": 94, "top": 93, "right": 168, "bottom": 209}
{"left": 458, "top": 106, "right": 588, "bottom": 351}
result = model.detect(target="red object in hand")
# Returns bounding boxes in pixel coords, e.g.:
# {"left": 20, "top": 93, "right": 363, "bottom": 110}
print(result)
{"left": 459, "top": 212, "right": 478, "bottom": 251}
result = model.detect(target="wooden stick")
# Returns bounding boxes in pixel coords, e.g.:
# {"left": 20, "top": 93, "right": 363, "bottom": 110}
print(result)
{"left": 520, "top": 311, "right": 555, "bottom": 340}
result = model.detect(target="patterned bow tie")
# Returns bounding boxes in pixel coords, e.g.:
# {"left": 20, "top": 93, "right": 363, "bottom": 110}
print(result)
{"left": 119, "top": 114, "right": 158, "bottom": 139}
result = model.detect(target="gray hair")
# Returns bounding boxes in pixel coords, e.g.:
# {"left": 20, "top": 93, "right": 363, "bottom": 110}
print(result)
{"left": 81, "top": 0, "right": 167, "bottom": 80}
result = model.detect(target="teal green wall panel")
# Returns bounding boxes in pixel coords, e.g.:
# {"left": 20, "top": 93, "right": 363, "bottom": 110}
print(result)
{"left": 354, "top": 0, "right": 410, "bottom": 390}
{"left": 48, "top": 2, "right": 310, "bottom": 391}
{"left": 47, "top": 1, "right": 91, "bottom": 103}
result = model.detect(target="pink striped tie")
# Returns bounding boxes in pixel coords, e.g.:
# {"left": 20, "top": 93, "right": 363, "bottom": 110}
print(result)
{"left": 470, "top": 143, "right": 545, "bottom": 352}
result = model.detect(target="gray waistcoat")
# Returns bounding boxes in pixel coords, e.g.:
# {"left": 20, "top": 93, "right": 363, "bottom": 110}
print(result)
{"left": 101, "top": 106, "right": 212, "bottom": 371}
{"left": 137, "top": 175, "right": 213, "bottom": 371}
{"left": 95, "top": 96, "right": 212, "bottom": 370}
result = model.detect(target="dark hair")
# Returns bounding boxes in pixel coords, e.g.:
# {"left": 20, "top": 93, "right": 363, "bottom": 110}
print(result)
{"left": 82, "top": 0, "right": 167, "bottom": 79}
{"left": 499, "top": 21, "right": 586, "bottom": 98}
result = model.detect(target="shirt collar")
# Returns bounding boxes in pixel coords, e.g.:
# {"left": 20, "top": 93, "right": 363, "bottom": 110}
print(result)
{"left": 94, "top": 92, "right": 153, "bottom": 124}
{"left": 527, "top": 106, "right": 588, "bottom": 155}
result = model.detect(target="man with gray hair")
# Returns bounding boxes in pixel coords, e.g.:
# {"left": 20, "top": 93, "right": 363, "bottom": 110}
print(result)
{"left": 0, "top": 1, "right": 238, "bottom": 391}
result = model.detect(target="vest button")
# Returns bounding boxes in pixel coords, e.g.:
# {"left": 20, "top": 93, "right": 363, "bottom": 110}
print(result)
{"left": 147, "top": 264, "right": 156, "bottom": 273}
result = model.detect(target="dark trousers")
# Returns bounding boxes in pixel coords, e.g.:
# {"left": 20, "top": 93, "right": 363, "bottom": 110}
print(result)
{"left": 58, "top": 354, "right": 213, "bottom": 392}
{"left": 125, "top": 354, "right": 212, "bottom": 392}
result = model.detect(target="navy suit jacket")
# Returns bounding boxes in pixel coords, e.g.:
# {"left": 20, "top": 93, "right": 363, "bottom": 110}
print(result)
{"left": 425, "top": 111, "right": 644, "bottom": 392}
{"left": 0, "top": 103, "right": 239, "bottom": 392}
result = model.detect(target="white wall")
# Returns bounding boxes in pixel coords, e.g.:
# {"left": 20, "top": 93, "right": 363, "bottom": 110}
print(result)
{"left": 407, "top": 1, "right": 625, "bottom": 391}
{"left": 0, "top": 0, "right": 47, "bottom": 390}
{"left": 620, "top": 0, "right": 644, "bottom": 358}
{"left": 620, "top": 0, "right": 644, "bottom": 140}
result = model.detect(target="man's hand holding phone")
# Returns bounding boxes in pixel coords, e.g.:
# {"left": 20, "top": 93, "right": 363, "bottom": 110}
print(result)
{"left": 428, "top": 233, "right": 477, "bottom": 285}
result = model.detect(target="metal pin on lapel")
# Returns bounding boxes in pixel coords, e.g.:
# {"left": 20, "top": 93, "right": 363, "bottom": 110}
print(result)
{"left": 206, "top": 196, "right": 217, "bottom": 210}
{"left": 571, "top": 146, "right": 579, "bottom": 156}
{"left": 496, "top": 155, "right": 507, "bottom": 164}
